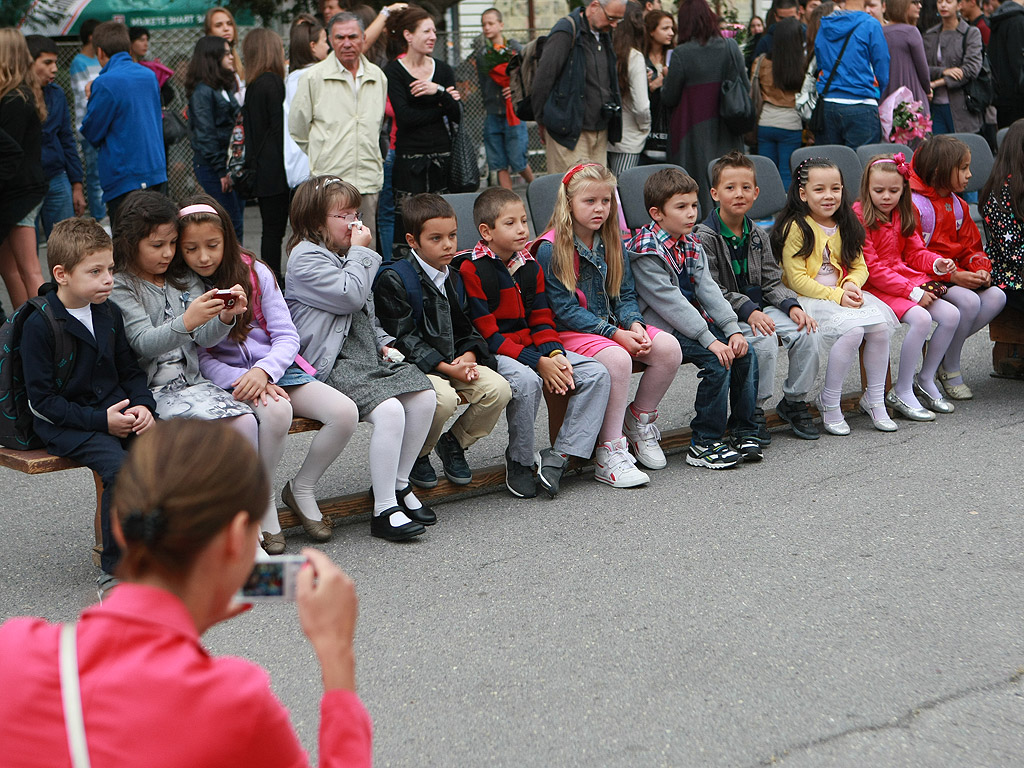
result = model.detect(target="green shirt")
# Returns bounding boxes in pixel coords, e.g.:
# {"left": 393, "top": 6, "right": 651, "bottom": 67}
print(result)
{"left": 717, "top": 212, "right": 750, "bottom": 283}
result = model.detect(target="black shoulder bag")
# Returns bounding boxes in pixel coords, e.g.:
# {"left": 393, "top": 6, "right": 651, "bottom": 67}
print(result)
{"left": 808, "top": 29, "right": 854, "bottom": 134}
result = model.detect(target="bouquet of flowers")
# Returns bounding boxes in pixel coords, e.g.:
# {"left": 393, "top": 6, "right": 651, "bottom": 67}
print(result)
{"left": 478, "top": 37, "right": 520, "bottom": 126}
{"left": 889, "top": 100, "right": 933, "bottom": 144}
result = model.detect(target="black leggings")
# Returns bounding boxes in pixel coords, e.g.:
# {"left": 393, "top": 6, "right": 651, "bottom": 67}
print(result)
{"left": 258, "top": 192, "right": 290, "bottom": 279}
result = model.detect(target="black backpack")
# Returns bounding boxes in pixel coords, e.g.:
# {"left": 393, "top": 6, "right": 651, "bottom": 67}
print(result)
{"left": 0, "top": 297, "right": 77, "bottom": 450}
{"left": 506, "top": 16, "right": 577, "bottom": 122}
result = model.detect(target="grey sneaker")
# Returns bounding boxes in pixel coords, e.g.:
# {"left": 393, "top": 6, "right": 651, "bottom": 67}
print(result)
{"left": 537, "top": 448, "right": 569, "bottom": 498}
{"left": 505, "top": 449, "right": 537, "bottom": 498}
{"left": 96, "top": 571, "right": 119, "bottom": 603}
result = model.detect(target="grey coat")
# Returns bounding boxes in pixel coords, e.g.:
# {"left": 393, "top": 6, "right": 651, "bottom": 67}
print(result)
{"left": 284, "top": 241, "right": 391, "bottom": 381}
{"left": 923, "top": 20, "right": 983, "bottom": 134}
{"left": 111, "top": 271, "right": 233, "bottom": 386}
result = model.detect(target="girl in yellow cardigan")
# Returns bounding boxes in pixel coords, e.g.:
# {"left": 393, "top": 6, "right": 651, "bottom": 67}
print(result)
{"left": 770, "top": 158, "right": 898, "bottom": 435}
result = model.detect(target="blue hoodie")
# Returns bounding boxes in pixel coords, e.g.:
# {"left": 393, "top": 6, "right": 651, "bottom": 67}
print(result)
{"left": 80, "top": 52, "right": 166, "bottom": 204}
{"left": 814, "top": 10, "right": 890, "bottom": 102}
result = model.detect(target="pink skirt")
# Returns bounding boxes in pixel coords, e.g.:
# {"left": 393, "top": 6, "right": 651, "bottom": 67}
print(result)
{"left": 560, "top": 326, "right": 664, "bottom": 358}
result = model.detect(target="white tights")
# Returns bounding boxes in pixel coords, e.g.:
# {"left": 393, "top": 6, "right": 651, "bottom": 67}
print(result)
{"left": 895, "top": 300, "right": 960, "bottom": 405}
{"left": 820, "top": 325, "right": 890, "bottom": 422}
{"left": 940, "top": 285, "right": 1007, "bottom": 385}
{"left": 365, "top": 389, "right": 436, "bottom": 517}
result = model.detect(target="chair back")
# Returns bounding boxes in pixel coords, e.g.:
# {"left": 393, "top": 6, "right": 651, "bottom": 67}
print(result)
{"left": 526, "top": 174, "right": 563, "bottom": 235}
{"left": 705, "top": 155, "right": 788, "bottom": 223}
{"left": 997, "top": 126, "right": 1009, "bottom": 151}
{"left": 442, "top": 192, "right": 484, "bottom": 251}
{"left": 789, "top": 144, "right": 864, "bottom": 204}
{"left": 617, "top": 164, "right": 686, "bottom": 230}
{"left": 855, "top": 142, "right": 913, "bottom": 167}
{"left": 949, "top": 132, "right": 994, "bottom": 195}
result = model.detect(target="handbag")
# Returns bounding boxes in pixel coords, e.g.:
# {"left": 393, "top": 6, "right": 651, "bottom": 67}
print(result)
{"left": 960, "top": 29, "right": 994, "bottom": 115}
{"left": 446, "top": 105, "right": 480, "bottom": 194}
{"left": 744, "top": 55, "right": 766, "bottom": 145}
{"left": 720, "top": 47, "right": 756, "bottom": 135}
{"left": 808, "top": 29, "right": 854, "bottom": 134}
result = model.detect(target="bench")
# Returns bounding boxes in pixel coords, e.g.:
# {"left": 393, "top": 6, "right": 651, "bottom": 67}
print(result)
{"left": 989, "top": 305, "right": 1024, "bottom": 379}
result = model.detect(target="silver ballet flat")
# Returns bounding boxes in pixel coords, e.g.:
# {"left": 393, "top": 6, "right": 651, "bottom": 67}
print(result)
{"left": 816, "top": 395, "right": 850, "bottom": 436}
{"left": 859, "top": 394, "right": 898, "bottom": 432}
{"left": 885, "top": 389, "right": 935, "bottom": 421}
{"left": 914, "top": 376, "right": 955, "bottom": 414}
{"left": 937, "top": 366, "right": 973, "bottom": 400}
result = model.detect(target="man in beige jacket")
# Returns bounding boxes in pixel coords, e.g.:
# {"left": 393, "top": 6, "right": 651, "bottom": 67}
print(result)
{"left": 289, "top": 12, "right": 387, "bottom": 247}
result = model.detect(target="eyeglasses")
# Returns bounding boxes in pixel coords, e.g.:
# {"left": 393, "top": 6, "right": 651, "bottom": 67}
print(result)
{"left": 327, "top": 212, "right": 361, "bottom": 223}
{"left": 598, "top": 4, "right": 625, "bottom": 24}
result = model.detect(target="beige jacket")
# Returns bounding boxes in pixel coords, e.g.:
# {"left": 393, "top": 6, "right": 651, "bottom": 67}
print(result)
{"left": 288, "top": 52, "right": 387, "bottom": 193}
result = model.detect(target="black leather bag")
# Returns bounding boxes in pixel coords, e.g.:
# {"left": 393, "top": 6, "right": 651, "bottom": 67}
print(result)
{"left": 961, "top": 29, "right": 994, "bottom": 115}
{"left": 808, "top": 29, "right": 854, "bottom": 134}
{"left": 720, "top": 51, "right": 756, "bottom": 135}
{"left": 447, "top": 106, "right": 479, "bottom": 193}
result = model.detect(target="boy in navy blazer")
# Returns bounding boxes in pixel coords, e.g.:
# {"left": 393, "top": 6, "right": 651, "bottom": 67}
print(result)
{"left": 22, "top": 217, "right": 156, "bottom": 583}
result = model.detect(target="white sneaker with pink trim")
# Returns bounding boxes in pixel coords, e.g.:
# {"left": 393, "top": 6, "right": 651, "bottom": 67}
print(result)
{"left": 594, "top": 437, "right": 650, "bottom": 488}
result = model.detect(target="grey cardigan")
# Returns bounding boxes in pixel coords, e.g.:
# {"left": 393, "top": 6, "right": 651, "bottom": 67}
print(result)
{"left": 923, "top": 20, "right": 983, "bottom": 134}
{"left": 629, "top": 242, "right": 742, "bottom": 349}
{"left": 284, "top": 241, "right": 391, "bottom": 380}
{"left": 111, "top": 271, "right": 233, "bottom": 386}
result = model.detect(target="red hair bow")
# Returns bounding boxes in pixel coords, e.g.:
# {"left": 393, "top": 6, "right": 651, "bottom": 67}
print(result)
{"left": 892, "top": 152, "right": 911, "bottom": 180}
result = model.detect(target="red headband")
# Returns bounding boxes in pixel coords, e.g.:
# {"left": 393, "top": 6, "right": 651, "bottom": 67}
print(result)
{"left": 562, "top": 163, "right": 601, "bottom": 187}
{"left": 871, "top": 152, "right": 912, "bottom": 180}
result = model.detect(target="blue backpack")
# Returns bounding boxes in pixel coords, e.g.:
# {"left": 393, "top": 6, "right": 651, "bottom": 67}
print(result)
{"left": 373, "top": 258, "right": 467, "bottom": 323}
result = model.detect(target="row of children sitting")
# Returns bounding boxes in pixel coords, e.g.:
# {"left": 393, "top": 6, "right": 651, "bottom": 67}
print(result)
{"left": 22, "top": 134, "right": 1006, "bottom": 586}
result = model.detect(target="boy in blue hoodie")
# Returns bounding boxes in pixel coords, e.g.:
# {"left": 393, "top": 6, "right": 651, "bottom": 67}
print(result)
{"left": 80, "top": 21, "right": 166, "bottom": 226}
{"left": 814, "top": 0, "right": 890, "bottom": 147}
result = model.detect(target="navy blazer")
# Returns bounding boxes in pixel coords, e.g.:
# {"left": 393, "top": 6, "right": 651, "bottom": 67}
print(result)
{"left": 22, "top": 290, "right": 156, "bottom": 455}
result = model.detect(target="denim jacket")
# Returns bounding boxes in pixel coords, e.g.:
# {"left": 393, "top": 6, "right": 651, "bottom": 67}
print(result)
{"left": 535, "top": 234, "right": 644, "bottom": 338}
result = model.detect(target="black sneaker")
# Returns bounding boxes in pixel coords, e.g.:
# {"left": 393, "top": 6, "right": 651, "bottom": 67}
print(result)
{"left": 731, "top": 435, "right": 763, "bottom": 462}
{"left": 434, "top": 431, "right": 472, "bottom": 485}
{"left": 752, "top": 406, "right": 771, "bottom": 445}
{"left": 505, "top": 450, "right": 537, "bottom": 498}
{"left": 537, "top": 448, "right": 568, "bottom": 498}
{"left": 409, "top": 455, "right": 438, "bottom": 489}
{"left": 775, "top": 397, "right": 821, "bottom": 440}
{"left": 684, "top": 441, "right": 741, "bottom": 469}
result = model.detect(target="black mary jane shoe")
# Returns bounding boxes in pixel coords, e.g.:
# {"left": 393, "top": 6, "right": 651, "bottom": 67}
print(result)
{"left": 397, "top": 484, "right": 437, "bottom": 525}
{"left": 370, "top": 506, "right": 425, "bottom": 542}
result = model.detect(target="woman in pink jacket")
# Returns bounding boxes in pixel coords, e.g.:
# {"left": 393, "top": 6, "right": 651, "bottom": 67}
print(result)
{"left": 0, "top": 419, "right": 372, "bottom": 768}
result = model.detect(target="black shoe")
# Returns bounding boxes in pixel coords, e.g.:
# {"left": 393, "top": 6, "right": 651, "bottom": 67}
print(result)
{"left": 434, "top": 432, "right": 472, "bottom": 485}
{"left": 775, "top": 398, "right": 821, "bottom": 440}
{"left": 505, "top": 449, "right": 537, "bottom": 498}
{"left": 537, "top": 448, "right": 568, "bottom": 498}
{"left": 409, "top": 455, "right": 438, "bottom": 489}
{"left": 371, "top": 506, "right": 425, "bottom": 541}
{"left": 752, "top": 406, "right": 771, "bottom": 445}
{"left": 731, "top": 435, "right": 763, "bottom": 462}
{"left": 397, "top": 484, "right": 436, "bottom": 525}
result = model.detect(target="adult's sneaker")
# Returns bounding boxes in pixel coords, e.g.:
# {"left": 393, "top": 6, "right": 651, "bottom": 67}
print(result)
{"left": 409, "top": 454, "right": 438, "bottom": 489}
{"left": 537, "top": 448, "right": 568, "bottom": 498}
{"left": 434, "top": 431, "right": 472, "bottom": 485}
{"left": 775, "top": 397, "right": 820, "bottom": 440}
{"left": 731, "top": 435, "right": 763, "bottom": 462}
{"left": 505, "top": 449, "right": 537, "bottom": 498}
{"left": 685, "top": 440, "right": 741, "bottom": 469}
{"left": 623, "top": 408, "right": 667, "bottom": 469}
{"left": 594, "top": 437, "right": 650, "bottom": 488}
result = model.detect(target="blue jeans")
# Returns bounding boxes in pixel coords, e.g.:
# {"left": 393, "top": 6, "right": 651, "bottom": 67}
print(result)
{"left": 757, "top": 125, "right": 802, "bottom": 190}
{"left": 818, "top": 101, "right": 881, "bottom": 149}
{"left": 483, "top": 112, "right": 529, "bottom": 173}
{"left": 37, "top": 171, "right": 74, "bottom": 239}
{"left": 193, "top": 162, "right": 244, "bottom": 239}
{"left": 79, "top": 136, "right": 105, "bottom": 220}
{"left": 378, "top": 148, "right": 395, "bottom": 261}
{"left": 931, "top": 103, "right": 955, "bottom": 135}
{"left": 672, "top": 324, "right": 759, "bottom": 444}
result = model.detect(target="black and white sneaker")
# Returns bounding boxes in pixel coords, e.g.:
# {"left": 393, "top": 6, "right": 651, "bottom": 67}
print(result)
{"left": 684, "top": 441, "right": 741, "bottom": 469}
{"left": 505, "top": 450, "right": 537, "bottom": 498}
{"left": 731, "top": 435, "right": 764, "bottom": 462}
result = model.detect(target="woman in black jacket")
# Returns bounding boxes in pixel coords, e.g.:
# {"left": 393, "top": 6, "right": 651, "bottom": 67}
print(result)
{"left": 383, "top": 6, "right": 461, "bottom": 245}
{"left": 241, "top": 28, "right": 289, "bottom": 278}
{"left": 185, "top": 35, "right": 244, "bottom": 238}
{"left": 0, "top": 28, "right": 47, "bottom": 311}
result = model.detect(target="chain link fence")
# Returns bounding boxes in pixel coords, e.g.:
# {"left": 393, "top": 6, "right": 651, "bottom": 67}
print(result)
{"left": 54, "top": 24, "right": 548, "bottom": 210}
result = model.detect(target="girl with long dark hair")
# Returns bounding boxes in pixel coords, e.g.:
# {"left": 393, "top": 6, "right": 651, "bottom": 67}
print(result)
{"left": 752, "top": 17, "right": 805, "bottom": 189}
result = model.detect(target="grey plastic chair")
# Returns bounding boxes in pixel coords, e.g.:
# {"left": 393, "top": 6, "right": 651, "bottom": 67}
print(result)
{"left": 997, "top": 126, "right": 1009, "bottom": 150}
{"left": 618, "top": 164, "right": 684, "bottom": 230}
{"left": 789, "top": 144, "right": 863, "bottom": 204}
{"left": 949, "top": 132, "right": 995, "bottom": 240}
{"left": 526, "top": 173, "right": 563, "bottom": 235}
{"left": 442, "top": 192, "right": 483, "bottom": 252}
{"left": 705, "top": 154, "right": 787, "bottom": 223}
{"left": 855, "top": 142, "right": 913, "bottom": 167}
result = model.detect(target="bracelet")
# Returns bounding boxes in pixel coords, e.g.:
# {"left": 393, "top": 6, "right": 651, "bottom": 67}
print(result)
{"left": 380, "top": 7, "right": 390, "bottom": 17}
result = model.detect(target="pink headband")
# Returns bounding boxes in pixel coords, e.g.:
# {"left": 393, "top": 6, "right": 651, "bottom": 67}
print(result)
{"left": 871, "top": 152, "right": 911, "bottom": 180}
{"left": 562, "top": 163, "right": 601, "bottom": 187}
{"left": 178, "top": 203, "right": 219, "bottom": 218}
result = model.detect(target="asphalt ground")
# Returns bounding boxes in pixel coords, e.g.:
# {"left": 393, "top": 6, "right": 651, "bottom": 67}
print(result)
{"left": 1, "top": 209, "right": 1022, "bottom": 766}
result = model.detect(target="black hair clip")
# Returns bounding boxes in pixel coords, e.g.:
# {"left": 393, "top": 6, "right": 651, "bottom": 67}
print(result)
{"left": 122, "top": 507, "right": 167, "bottom": 546}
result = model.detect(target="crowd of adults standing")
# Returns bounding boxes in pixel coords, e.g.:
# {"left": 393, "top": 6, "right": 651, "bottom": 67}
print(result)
{"left": 4, "top": 0, "right": 1024, "bottom": 317}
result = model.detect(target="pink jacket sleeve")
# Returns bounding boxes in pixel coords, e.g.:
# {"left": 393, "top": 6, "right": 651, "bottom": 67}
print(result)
{"left": 319, "top": 690, "right": 373, "bottom": 768}
{"left": 899, "top": 221, "right": 945, "bottom": 276}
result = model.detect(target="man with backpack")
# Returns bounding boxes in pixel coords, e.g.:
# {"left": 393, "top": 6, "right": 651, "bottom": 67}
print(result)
{"left": 529, "top": 0, "right": 625, "bottom": 174}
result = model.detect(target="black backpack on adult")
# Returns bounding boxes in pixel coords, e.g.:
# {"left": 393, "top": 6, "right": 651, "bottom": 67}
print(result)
{"left": 961, "top": 29, "right": 995, "bottom": 115}
{"left": 0, "top": 296, "right": 77, "bottom": 450}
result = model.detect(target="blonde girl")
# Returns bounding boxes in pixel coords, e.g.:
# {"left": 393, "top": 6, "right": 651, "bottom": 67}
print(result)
{"left": 534, "top": 163, "right": 682, "bottom": 488}
{"left": 204, "top": 6, "right": 245, "bottom": 89}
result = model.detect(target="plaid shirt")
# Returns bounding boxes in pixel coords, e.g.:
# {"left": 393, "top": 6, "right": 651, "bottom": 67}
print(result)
{"left": 627, "top": 223, "right": 713, "bottom": 324}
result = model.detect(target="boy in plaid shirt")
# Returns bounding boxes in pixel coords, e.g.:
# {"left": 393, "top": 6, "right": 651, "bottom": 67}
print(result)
{"left": 628, "top": 168, "right": 761, "bottom": 469}
{"left": 458, "top": 188, "right": 609, "bottom": 498}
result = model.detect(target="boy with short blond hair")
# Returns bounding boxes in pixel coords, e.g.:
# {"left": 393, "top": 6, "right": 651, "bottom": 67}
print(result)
{"left": 696, "top": 151, "right": 821, "bottom": 442}
{"left": 458, "top": 187, "right": 609, "bottom": 497}
{"left": 628, "top": 168, "right": 761, "bottom": 469}
{"left": 22, "top": 217, "right": 156, "bottom": 585}
{"left": 374, "top": 193, "right": 512, "bottom": 488}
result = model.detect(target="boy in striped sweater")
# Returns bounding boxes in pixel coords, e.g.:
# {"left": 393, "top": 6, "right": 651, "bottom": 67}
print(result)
{"left": 458, "top": 188, "right": 610, "bottom": 498}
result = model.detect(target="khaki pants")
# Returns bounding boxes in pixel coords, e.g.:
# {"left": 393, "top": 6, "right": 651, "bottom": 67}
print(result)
{"left": 357, "top": 192, "right": 379, "bottom": 251}
{"left": 544, "top": 130, "right": 609, "bottom": 175}
{"left": 420, "top": 367, "right": 512, "bottom": 456}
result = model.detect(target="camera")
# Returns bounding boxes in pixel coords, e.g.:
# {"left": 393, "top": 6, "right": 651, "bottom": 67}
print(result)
{"left": 601, "top": 101, "right": 622, "bottom": 119}
{"left": 214, "top": 289, "right": 236, "bottom": 308}
{"left": 237, "top": 554, "right": 306, "bottom": 602}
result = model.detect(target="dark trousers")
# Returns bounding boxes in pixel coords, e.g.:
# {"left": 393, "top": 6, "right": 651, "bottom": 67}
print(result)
{"left": 62, "top": 433, "right": 130, "bottom": 575}
{"left": 257, "top": 192, "right": 289, "bottom": 279}
{"left": 672, "top": 324, "right": 759, "bottom": 445}
{"left": 193, "top": 162, "right": 244, "bottom": 239}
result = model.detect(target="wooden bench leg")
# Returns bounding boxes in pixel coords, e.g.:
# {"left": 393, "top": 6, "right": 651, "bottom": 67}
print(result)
{"left": 543, "top": 389, "right": 569, "bottom": 445}
{"left": 92, "top": 471, "right": 103, "bottom": 567}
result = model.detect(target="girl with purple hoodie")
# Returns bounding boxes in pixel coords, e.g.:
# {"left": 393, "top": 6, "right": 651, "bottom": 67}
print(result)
{"left": 176, "top": 195, "right": 358, "bottom": 554}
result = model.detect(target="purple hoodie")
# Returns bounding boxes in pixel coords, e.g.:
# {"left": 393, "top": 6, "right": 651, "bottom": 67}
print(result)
{"left": 198, "top": 259, "right": 300, "bottom": 387}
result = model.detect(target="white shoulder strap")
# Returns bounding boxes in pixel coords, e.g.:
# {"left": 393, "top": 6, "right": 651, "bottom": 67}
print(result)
{"left": 59, "top": 622, "right": 92, "bottom": 768}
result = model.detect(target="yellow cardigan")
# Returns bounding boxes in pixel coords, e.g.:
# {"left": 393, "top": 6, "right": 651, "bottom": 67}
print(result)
{"left": 780, "top": 216, "right": 869, "bottom": 304}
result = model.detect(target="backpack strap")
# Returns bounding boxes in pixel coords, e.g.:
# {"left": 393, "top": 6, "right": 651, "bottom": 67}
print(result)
{"left": 375, "top": 260, "right": 424, "bottom": 323}
{"left": 911, "top": 192, "right": 936, "bottom": 246}
{"left": 952, "top": 194, "right": 964, "bottom": 231}
{"left": 28, "top": 297, "right": 76, "bottom": 392}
